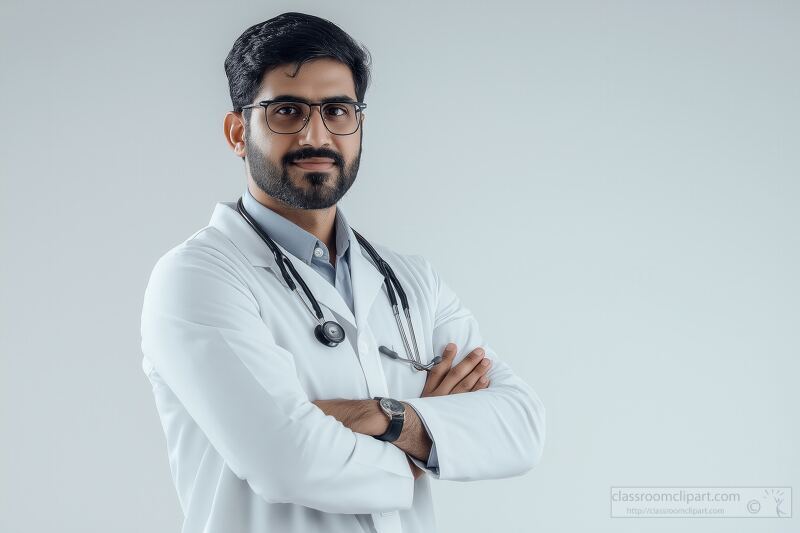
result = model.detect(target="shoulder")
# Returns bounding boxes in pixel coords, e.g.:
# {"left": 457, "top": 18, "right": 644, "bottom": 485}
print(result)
{"left": 153, "top": 222, "right": 253, "bottom": 273}
{"left": 145, "top": 225, "right": 255, "bottom": 303}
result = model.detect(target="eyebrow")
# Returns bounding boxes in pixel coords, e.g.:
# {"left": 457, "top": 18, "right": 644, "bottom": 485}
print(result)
{"left": 268, "top": 94, "right": 357, "bottom": 104}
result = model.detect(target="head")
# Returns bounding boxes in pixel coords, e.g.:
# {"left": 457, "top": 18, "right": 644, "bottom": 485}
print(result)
{"left": 223, "top": 12, "right": 372, "bottom": 210}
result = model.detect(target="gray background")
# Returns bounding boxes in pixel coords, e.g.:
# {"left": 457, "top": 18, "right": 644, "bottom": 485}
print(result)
{"left": 1, "top": 1, "right": 797, "bottom": 532}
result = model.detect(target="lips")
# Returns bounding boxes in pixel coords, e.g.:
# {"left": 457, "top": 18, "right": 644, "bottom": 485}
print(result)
{"left": 292, "top": 158, "right": 336, "bottom": 170}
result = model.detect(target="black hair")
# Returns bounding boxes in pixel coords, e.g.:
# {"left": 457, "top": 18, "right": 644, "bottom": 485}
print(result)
{"left": 224, "top": 12, "right": 373, "bottom": 118}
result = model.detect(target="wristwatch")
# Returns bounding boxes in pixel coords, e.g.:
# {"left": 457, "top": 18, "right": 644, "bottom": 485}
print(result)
{"left": 372, "top": 397, "right": 405, "bottom": 442}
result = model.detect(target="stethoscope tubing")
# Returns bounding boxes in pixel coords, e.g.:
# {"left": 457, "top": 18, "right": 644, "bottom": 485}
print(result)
{"left": 235, "top": 197, "right": 430, "bottom": 372}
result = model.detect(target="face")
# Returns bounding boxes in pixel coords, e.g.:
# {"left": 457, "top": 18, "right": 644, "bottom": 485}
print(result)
{"left": 240, "top": 58, "right": 364, "bottom": 210}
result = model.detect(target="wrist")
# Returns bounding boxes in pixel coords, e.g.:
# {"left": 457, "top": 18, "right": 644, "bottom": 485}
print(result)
{"left": 370, "top": 399, "right": 391, "bottom": 436}
{"left": 372, "top": 397, "right": 406, "bottom": 442}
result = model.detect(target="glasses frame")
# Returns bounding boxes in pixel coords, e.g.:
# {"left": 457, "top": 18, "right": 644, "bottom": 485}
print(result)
{"left": 241, "top": 99, "right": 368, "bottom": 136}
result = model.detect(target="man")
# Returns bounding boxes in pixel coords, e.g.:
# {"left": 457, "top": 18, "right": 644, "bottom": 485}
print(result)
{"left": 140, "top": 12, "right": 545, "bottom": 533}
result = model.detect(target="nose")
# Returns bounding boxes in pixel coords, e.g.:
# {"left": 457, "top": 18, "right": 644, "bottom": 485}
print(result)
{"left": 297, "top": 105, "right": 332, "bottom": 147}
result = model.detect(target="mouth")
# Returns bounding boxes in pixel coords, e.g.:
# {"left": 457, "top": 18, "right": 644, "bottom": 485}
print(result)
{"left": 292, "top": 158, "right": 336, "bottom": 171}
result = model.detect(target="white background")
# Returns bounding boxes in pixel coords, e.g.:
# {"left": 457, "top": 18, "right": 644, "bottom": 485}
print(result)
{"left": 1, "top": 1, "right": 797, "bottom": 532}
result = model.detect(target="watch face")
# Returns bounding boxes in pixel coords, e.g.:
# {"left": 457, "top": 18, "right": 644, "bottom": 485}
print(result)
{"left": 380, "top": 398, "right": 405, "bottom": 416}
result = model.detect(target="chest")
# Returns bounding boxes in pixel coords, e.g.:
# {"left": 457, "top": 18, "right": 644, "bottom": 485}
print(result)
{"left": 250, "top": 267, "right": 437, "bottom": 401}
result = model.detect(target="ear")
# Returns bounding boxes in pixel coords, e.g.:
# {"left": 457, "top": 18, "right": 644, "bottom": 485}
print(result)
{"left": 223, "top": 111, "right": 246, "bottom": 158}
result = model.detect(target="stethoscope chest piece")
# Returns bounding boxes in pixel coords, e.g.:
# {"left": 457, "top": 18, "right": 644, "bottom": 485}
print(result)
{"left": 314, "top": 320, "right": 346, "bottom": 347}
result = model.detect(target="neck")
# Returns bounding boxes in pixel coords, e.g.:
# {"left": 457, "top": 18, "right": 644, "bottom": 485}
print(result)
{"left": 247, "top": 181, "right": 337, "bottom": 257}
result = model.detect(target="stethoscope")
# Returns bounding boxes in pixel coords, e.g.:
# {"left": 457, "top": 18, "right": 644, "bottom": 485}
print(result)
{"left": 236, "top": 197, "right": 442, "bottom": 372}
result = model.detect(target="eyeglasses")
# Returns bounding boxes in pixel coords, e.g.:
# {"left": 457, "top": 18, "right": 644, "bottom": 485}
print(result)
{"left": 241, "top": 99, "right": 367, "bottom": 135}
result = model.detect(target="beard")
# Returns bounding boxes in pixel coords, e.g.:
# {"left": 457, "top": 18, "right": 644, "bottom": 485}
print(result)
{"left": 245, "top": 130, "right": 362, "bottom": 210}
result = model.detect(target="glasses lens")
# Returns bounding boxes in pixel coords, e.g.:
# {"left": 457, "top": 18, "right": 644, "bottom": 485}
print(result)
{"left": 266, "top": 102, "right": 310, "bottom": 134}
{"left": 321, "top": 103, "right": 360, "bottom": 135}
{"left": 265, "top": 102, "right": 361, "bottom": 134}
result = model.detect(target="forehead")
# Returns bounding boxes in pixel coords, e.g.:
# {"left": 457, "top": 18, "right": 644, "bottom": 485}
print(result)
{"left": 257, "top": 58, "right": 357, "bottom": 101}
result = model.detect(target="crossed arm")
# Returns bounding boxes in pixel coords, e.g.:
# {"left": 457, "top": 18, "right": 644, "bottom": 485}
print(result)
{"left": 313, "top": 342, "right": 494, "bottom": 477}
{"left": 312, "top": 398, "right": 431, "bottom": 476}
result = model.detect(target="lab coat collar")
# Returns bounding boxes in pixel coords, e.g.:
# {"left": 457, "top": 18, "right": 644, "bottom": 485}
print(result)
{"left": 208, "top": 201, "right": 386, "bottom": 330}
{"left": 241, "top": 187, "right": 352, "bottom": 266}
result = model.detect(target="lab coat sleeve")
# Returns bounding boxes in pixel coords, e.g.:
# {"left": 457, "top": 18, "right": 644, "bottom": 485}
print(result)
{"left": 140, "top": 245, "right": 415, "bottom": 513}
{"left": 404, "top": 405, "right": 439, "bottom": 476}
{"left": 401, "top": 255, "right": 546, "bottom": 482}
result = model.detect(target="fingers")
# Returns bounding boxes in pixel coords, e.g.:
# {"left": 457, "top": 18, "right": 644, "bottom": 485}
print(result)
{"left": 421, "top": 343, "right": 492, "bottom": 397}
{"left": 452, "top": 353, "right": 492, "bottom": 394}
{"left": 437, "top": 346, "right": 489, "bottom": 394}
{"left": 421, "top": 342, "right": 457, "bottom": 397}
{"left": 470, "top": 374, "right": 490, "bottom": 392}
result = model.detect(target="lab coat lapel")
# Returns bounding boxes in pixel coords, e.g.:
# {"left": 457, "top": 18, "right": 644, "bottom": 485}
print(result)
{"left": 208, "top": 202, "right": 357, "bottom": 328}
{"left": 346, "top": 226, "right": 388, "bottom": 330}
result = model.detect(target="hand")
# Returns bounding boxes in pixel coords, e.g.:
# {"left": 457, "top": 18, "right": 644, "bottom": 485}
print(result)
{"left": 421, "top": 343, "right": 491, "bottom": 397}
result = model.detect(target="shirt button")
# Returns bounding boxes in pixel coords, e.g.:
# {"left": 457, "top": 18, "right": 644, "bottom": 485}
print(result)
{"left": 359, "top": 341, "right": 369, "bottom": 352}
{"left": 313, "top": 247, "right": 324, "bottom": 258}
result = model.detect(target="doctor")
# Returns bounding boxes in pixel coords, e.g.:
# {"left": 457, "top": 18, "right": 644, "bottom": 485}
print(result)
{"left": 140, "top": 11, "right": 545, "bottom": 533}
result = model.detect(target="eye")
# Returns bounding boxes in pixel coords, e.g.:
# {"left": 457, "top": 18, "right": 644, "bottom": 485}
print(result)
{"left": 325, "top": 104, "right": 350, "bottom": 117}
{"left": 275, "top": 104, "right": 302, "bottom": 116}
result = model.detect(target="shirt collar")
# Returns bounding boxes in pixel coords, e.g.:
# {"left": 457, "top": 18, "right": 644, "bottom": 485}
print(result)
{"left": 242, "top": 187, "right": 351, "bottom": 266}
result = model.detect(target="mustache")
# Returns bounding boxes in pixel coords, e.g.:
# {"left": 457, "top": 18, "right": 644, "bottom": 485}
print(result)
{"left": 283, "top": 147, "right": 345, "bottom": 168}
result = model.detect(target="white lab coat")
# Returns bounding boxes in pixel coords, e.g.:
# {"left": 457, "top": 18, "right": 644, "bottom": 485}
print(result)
{"left": 140, "top": 201, "right": 546, "bottom": 533}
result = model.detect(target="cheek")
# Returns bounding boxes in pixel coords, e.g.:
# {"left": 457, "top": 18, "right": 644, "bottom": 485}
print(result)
{"left": 341, "top": 140, "right": 361, "bottom": 163}
{"left": 265, "top": 140, "right": 292, "bottom": 164}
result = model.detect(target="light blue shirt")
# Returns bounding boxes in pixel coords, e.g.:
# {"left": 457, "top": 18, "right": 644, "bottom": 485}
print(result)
{"left": 242, "top": 188, "right": 439, "bottom": 472}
